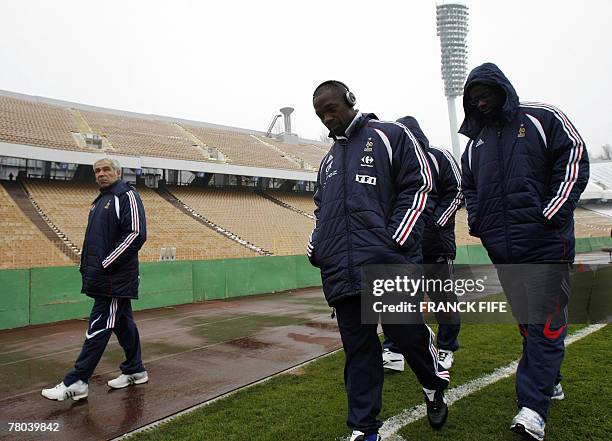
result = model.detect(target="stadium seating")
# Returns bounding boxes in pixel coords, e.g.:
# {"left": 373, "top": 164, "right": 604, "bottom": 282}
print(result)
{"left": 2, "top": 178, "right": 610, "bottom": 270}
{"left": 0, "top": 184, "right": 73, "bottom": 268}
{"left": 179, "top": 125, "right": 302, "bottom": 170}
{"left": 256, "top": 137, "right": 329, "bottom": 170}
{"left": 23, "top": 180, "right": 254, "bottom": 263}
{"left": 574, "top": 207, "right": 612, "bottom": 237}
{"left": 0, "top": 94, "right": 331, "bottom": 168}
{"left": 135, "top": 186, "right": 254, "bottom": 261}
{"left": 0, "top": 96, "right": 82, "bottom": 151}
{"left": 169, "top": 186, "right": 314, "bottom": 255}
{"left": 452, "top": 208, "right": 484, "bottom": 246}
{"left": 79, "top": 110, "right": 213, "bottom": 161}
{"left": 265, "top": 190, "right": 316, "bottom": 216}
{"left": 24, "top": 179, "right": 94, "bottom": 251}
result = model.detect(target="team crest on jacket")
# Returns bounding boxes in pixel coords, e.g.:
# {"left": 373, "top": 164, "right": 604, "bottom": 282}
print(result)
{"left": 518, "top": 125, "right": 526, "bottom": 138}
{"left": 364, "top": 138, "right": 373, "bottom": 152}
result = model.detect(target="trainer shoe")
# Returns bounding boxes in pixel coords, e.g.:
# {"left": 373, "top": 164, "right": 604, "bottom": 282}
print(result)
{"left": 510, "top": 407, "right": 545, "bottom": 441}
{"left": 41, "top": 380, "right": 88, "bottom": 401}
{"left": 107, "top": 371, "right": 148, "bottom": 389}
{"left": 551, "top": 382, "right": 564, "bottom": 400}
{"left": 437, "top": 349, "right": 454, "bottom": 370}
{"left": 382, "top": 348, "right": 405, "bottom": 372}
{"left": 349, "top": 430, "right": 381, "bottom": 441}
{"left": 423, "top": 388, "right": 448, "bottom": 429}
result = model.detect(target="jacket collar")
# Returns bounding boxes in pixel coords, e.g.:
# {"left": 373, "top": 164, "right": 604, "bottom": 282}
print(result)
{"left": 99, "top": 180, "right": 131, "bottom": 196}
{"left": 333, "top": 112, "right": 377, "bottom": 143}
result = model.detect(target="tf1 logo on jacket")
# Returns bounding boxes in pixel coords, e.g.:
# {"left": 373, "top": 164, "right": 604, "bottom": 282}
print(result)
{"left": 355, "top": 174, "right": 377, "bottom": 186}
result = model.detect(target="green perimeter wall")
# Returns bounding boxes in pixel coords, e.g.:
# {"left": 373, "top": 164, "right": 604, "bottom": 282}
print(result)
{"left": 0, "top": 255, "right": 323, "bottom": 331}
{"left": 1, "top": 236, "right": 611, "bottom": 330}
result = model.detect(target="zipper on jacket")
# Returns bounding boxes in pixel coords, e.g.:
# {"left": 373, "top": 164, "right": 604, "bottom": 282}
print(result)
{"left": 81, "top": 198, "right": 100, "bottom": 268}
{"left": 496, "top": 129, "right": 514, "bottom": 262}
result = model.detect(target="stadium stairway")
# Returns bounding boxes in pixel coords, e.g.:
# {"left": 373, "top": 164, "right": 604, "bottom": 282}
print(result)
{"left": 172, "top": 123, "right": 218, "bottom": 159}
{"left": 1, "top": 180, "right": 80, "bottom": 263}
{"left": 69, "top": 108, "right": 94, "bottom": 133}
{"left": 68, "top": 108, "right": 114, "bottom": 151}
{"left": 155, "top": 186, "right": 272, "bottom": 256}
{"left": 250, "top": 135, "right": 304, "bottom": 168}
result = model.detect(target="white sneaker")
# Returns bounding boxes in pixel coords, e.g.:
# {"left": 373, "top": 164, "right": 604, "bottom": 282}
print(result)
{"left": 382, "top": 349, "right": 405, "bottom": 372}
{"left": 510, "top": 407, "right": 545, "bottom": 441}
{"left": 349, "top": 430, "right": 381, "bottom": 441}
{"left": 41, "top": 381, "right": 88, "bottom": 401}
{"left": 437, "top": 349, "right": 454, "bottom": 370}
{"left": 551, "top": 382, "right": 564, "bottom": 400}
{"left": 107, "top": 371, "right": 148, "bottom": 389}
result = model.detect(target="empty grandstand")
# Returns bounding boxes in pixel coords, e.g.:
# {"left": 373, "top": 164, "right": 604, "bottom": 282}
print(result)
{"left": 168, "top": 186, "right": 314, "bottom": 256}
{"left": 0, "top": 182, "right": 73, "bottom": 268}
{"left": 0, "top": 95, "right": 81, "bottom": 151}
{"left": 0, "top": 89, "right": 610, "bottom": 272}
{"left": 22, "top": 179, "right": 256, "bottom": 262}
{"left": 79, "top": 110, "right": 219, "bottom": 162}
{"left": 179, "top": 124, "right": 302, "bottom": 170}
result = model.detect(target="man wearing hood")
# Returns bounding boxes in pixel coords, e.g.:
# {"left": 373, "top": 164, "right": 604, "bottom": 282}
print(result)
{"left": 42, "top": 158, "right": 148, "bottom": 402}
{"left": 309, "top": 81, "right": 450, "bottom": 440}
{"left": 382, "top": 116, "right": 463, "bottom": 373}
{"left": 459, "top": 63, "right": 589, "bottom": 440}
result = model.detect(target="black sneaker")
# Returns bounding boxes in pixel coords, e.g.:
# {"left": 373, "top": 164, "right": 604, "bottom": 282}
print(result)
{"left": 423, "top": 388, "right": 448, "bottom": 429}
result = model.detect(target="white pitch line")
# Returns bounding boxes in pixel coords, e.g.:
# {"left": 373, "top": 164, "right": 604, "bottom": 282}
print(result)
{"left": 378, "top": 323, "right": 607, "bottom": 441}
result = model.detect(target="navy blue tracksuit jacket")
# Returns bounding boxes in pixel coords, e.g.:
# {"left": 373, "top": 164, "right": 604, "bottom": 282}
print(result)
{"left": 307, "top": 112, "right": 433, "bottom": 306}
{"left": 459, "top": 63, "right": 589, "bottom": 264}
{"left": 80, "top": 180, "right": 147, "bottom": 298}
{"left": 397, "top": 116, "right": 463, "bottom": 259}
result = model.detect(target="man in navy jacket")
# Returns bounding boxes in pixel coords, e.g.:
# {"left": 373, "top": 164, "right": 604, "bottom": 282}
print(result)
{"left": 460, "top": 63, "right": 589, "bottom": 441}
{"left": 383, "top": 116, "right": 463, "bottom": 373}
{"left": 310, "top": 81, "right": 450, "bottom": 441}
{"left": 42, "top": 158, "right": 148, "bottom": 401}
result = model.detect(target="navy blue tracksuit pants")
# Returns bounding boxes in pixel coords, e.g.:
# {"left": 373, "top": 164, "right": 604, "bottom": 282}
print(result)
{"left": 335, "top": 295, "right": 450, "bottom": 435}
{"left": 385, "top": 256, "right": 461, "bottom": 353}
{"left": 64, "top": 296, "right": 145, "bottom": 386}
{"left": 496, "top": 264, "right": 569, "bottom": 421}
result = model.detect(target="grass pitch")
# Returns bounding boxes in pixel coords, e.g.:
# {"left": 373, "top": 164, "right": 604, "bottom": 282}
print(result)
{"left": 127, "top": 324, "right": 530, "bottom": 440}
{"left": 127, "top": 324, "right": 611, "bottom": 440}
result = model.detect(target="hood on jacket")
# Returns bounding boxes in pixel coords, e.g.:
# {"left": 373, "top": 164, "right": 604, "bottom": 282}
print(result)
{"left": 396, "top": 116, "right": 429, "bottom": 149}
{"left": 459, "top": 62, "right": 520, "bottom": 139}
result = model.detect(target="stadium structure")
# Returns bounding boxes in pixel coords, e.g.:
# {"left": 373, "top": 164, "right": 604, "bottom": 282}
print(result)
{"left": 436, "top": 0, "right": 469, "bottom": 160}
{"left": 0, "top": 89, "right": 610, "bottom": 441}
{"left": 0, "top": 88, "right": 610, "bottom": 313}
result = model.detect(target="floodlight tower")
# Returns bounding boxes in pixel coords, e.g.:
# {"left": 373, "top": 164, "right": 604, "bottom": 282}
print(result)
{"left": 436, "top": 1, "right": 469, "bottom": 160}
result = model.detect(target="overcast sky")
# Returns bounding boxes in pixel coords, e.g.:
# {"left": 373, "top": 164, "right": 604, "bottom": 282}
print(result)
{"left": 1, "top": 0, "right": 610, "bottom": 157}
